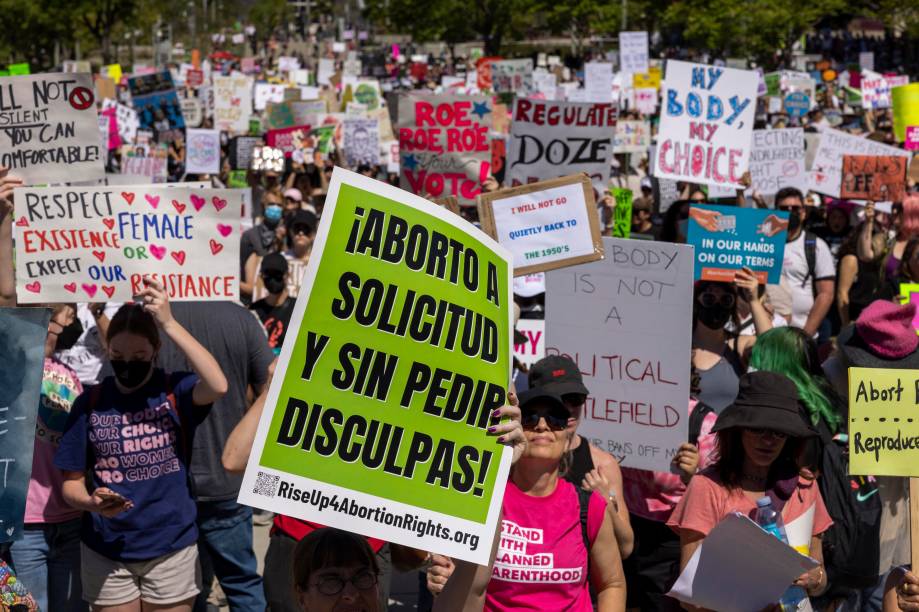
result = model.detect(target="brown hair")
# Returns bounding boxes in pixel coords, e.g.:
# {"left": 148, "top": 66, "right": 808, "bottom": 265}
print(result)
{"left": 106, "top": 304, "right": 160, "bottom": 350}
{"left": 51, "top": 303, "right": 78, "bottom": 318}
{"left": 292, "top": 528, "right": 379, "bottom": 595}
{"left": 899, "top": 238, "right": 919, "bottom": 282}
{"left": 714, "top": 428, "right": 804, "bottom": 489}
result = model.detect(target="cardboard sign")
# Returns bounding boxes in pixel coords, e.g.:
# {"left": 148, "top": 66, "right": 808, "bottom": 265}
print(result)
{"left": 840, "top": 155, "right": 908, "bottom": 202}
{"left": 0, "top": 73, "right": 106, "bottom": 185}
{"left": 14, "top": 186, "right": 242, "bottom": 302}
{"left": 214, "top": 75, "right": 253, "bottom": 133}
{"left": 893, "top": 84, "right": 919, "bottom": 143}
{"left": 185, "top": 128, "right": 221, "bottom": 174}
{"left": 230, "top": 136, "right": 260, "bottom": 170}
{"left": 343, "top": 117, "right": 379, "bottom": 166}
{"left": 0, "top": 308, "right": 51, "bottom": 543}
{"left": 862, "top": 74, "right": 910, "bottom": 110}
{"left": 266, "top": 125, "right": 312, "bottom": 158}
{"left": 613, "top": 120, "right": 651, "bottom": 154}
{"left": 513, "top": 319, "right": 545, "bottom": 367}
{"left": 478, "top": 174, "right": 603, "bottom": 275}
{"left": 237, "top": 169, "right": 512, "bottom": 564}
{"left": 619, "top": 31, "right": 649, "bottom": 74}
{"left": 749, "top": 128, "right": 807, "bottom": 195}
{"left": 848, "top": 368, "right": 919, "bottom": 476}
{"left": 104, "top": 100, "right": 139, "bottom": 144}
{"left": 121, "top": 155, "right": 167, "bottom": 182}
{"left": 186, "top": 69, "right": 204, "bottom": 88}
{"left": 906, "top": 126, "right": 919, "bottom": 152}
{"left": 783, "top": 91, "right": 810, "bottom": 117}
{"left": 584, "top": 62, "right": 614, "bottom": 103}
{"left": 898, "top": 283, "right": 919, "bottom": 334}
{"left": 254, "top": 83, "right": 287, "bottom": 111}
{"left": 611, "top": 188, "right": 632, "bottom": 238}
{"left": 545, "top": 237, "right": 693, "bottom": 471}
{"left": 634, "top": 88, "right": 658, "bottom": 115}
{"left": 507, "top": 99, "right": 616, "bottom": 202}
{"left": 251, "top": 146, "right": 284, "bottom": 172}
{"left": 490, "top": 59, "right": 533, "bottom": 94}
{"left": 127, "top": 71, "right": 185, "bottom": 133}
{"left": 655, "top": 61, "right": 757, "bottom": 188}
{"left": 397, "top": 94, "right": 492, "bottom": 206}
{"left": 476, "top": 57, "right": 500, "bottom": 91}
{"left": 808, "top": 128, "right": 911, "bottom": 197}
{"left": 687, "top": 204, "right": 789, "bottom": 284}
{"left": 264, "top": 99, "right": 326, "bottom": 130}
{"left": 180, "top": 98, "right": 203, "bottom": 127}
{"left": 632, "top": 66, "right": 662, "bottom": 90}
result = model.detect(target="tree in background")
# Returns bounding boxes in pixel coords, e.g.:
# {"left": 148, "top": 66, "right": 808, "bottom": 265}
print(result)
{"left": 248, "top": 0, "right": 290, "bottom": 47}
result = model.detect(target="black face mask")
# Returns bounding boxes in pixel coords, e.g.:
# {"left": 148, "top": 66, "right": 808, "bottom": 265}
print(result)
{"left": 54, "top": 318, "right": 84, "bottom": 352}
{"left": 698, "top": 305, "right": 732, "bottom": 330}
{"left": 263, "top": 276, "right": 286, "bottom": 295}
{"left": 787, "top": 213, "right": 802, "bottom": 236}
{"left": 110, "top": 359, "right": 154, "bottom": 390}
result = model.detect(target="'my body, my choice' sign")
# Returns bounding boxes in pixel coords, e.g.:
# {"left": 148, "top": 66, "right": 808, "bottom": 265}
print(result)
{"left": 239, "top": 169, "right": 513, "bottom": 564}
{"left": 655, "top": 61, "right": 757, "bottom": 189}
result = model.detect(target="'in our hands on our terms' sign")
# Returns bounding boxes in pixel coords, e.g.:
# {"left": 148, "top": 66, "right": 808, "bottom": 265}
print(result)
{"left": 14, "top": 186, "right": 242, "bottom": 303}
{"left": 0, "top": 73, "right": 105, "bottom": 185}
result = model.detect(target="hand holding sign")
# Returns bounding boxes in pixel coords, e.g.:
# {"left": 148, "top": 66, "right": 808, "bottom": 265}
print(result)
{"left": 137, "top": 277, "right": 173, "bottom": 326}
{"left": 757, "top": 214, "right": 789, "bottom": 237}
{"left": 0, "top": 167, "right": 22, "bottom": 216}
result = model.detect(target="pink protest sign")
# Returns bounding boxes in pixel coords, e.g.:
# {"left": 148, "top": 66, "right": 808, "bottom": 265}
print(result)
{"left": 906, "top": 126, "right": 919, "bottom": 152}
{"left": 13, "top": 186, "right": 242, "bottom": 303}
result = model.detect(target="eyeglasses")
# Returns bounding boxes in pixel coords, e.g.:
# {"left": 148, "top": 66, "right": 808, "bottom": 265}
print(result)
{"left": 312, "top": 569, "right": 378, "bottom": 596}
{"left": 522, "top": 406, "right": 570, "bottom": 431}
{"left": 697, "top": 292, "right": 735, "bottom": 308}
{"left": 291, "top": 225, "right": 312, "bottom": 236}
{"left": 262, "top": 272, "right": 285, "bottom": 282}
{"left": 746, "top": 428, "right": 788, "bottom": 440}
{"left": 562, "top": 394, "right": 586, "bottom": 409}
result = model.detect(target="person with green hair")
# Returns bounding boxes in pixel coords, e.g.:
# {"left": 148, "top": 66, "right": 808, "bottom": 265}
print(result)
{"left": 748, "top": 326, "right": 845, "bottom": 436}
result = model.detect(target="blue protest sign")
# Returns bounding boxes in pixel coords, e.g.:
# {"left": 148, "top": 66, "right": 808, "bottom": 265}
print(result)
{"left": 687, "top": 204, "right": 789, "bottom": 284}
{"left": 0, "top": 308, "right": 50, "bottom": 543}
{"left": 784, "top": 92, "right": 810, "bottom": 118}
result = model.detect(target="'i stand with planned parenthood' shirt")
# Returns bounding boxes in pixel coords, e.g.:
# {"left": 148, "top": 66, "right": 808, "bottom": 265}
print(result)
{"left": 55, "top": 369, "right": 210, "bottom": 561}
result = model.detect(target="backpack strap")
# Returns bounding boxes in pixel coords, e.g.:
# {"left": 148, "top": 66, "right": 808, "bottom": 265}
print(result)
{"left": 577, "top": 486, "right": 593, "bottom": 556}
{"left": 688, "top": 401, "right": 714, "bottom": 447}
{"left": 803, "top": 231, "right": 818, "bottom": 297}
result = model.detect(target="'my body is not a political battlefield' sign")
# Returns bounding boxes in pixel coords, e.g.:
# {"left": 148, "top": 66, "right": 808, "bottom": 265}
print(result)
{"left": 849, "top": 367, "right": 919, "bottom": 476}
{"left": 507, "top": 99, "right": 616, "bottom": 201}
{"left": 655, "top": 61, "right": 757, "bottom": 189}
{"left": 545, "top": 238, "right": 693, "bottom": 472}
{"left": 397, "top": 94, "right": 492, "bottom": 206}
{"left": 478, "top": 174, "right": 604, "bottom": 275}
{"left": 0, "top": 73, "right": 105, "bottom": 185}
{"left": 687, "top": 204, "right": 788, "bottom": 284}
{"left": 238, "top": 169, "right": 513, "bottom": 564}
{"left": 14, "top": 186, "right": 242, "bottom": 303}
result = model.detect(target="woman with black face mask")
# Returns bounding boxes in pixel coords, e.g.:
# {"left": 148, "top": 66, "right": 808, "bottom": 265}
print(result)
{"left": 691, "top": 272, "right": 772, "bottom": 414}
{"left": 8, "top": 303, "right": 87, "bottom": 612}
{"left": 55, "top": 279, "right": 228, "bottom": 612}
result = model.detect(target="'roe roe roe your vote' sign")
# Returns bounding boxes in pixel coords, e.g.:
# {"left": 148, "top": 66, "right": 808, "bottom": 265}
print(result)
{"left": 477, "top": 174, "right": 604, "bottom": 275}
{"left": 14, "top": 186, "right": 242, "bottom": 302}
{"left": 655, "top": 61, "right": 757, "bottom": 189}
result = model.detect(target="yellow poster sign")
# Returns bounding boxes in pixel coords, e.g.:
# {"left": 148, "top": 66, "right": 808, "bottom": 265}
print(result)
{"left": 892, "top": 83, "right": 919, "bottom": 143}
{"left": 632, "top": 66, "right": 661, "bottom": 90}
{"left": 849, "top": 367, "right": 919, "bottom": 476}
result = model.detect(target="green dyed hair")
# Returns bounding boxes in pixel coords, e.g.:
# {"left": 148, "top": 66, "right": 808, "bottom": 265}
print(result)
{"left": 749, "top": 327, "right": 842, "bottom": 434}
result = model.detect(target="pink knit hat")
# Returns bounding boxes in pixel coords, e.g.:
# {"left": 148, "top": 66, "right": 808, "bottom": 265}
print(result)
{"left": 854, "top": 300, "right": 918, "bottom": 359}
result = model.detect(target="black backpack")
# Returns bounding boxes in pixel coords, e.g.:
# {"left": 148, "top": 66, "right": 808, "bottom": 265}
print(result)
{"left": 802, "top": 231, "right": 819, "bottom": 298}
{"left": 816, "top": 421, "right": 882, "bottom": 594}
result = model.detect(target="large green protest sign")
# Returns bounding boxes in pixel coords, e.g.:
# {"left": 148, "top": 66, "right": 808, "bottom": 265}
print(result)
{"left": 239, "top": 168, "right": 513, "bottom": 564}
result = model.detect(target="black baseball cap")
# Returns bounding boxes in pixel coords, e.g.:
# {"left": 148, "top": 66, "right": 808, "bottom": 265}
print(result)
{"left": 286, "top": 210, "right": 318, "bottom": 234}
{"left": 527, "top": 355, "right": 589, "bottom": 396}
{"left": 261, "top": 252, "right": 288, "bottom": 277}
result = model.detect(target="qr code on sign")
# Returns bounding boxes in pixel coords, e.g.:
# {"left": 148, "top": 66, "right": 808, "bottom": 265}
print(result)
{"left": 253, "top": 472, "right": 279, "bottom": 498}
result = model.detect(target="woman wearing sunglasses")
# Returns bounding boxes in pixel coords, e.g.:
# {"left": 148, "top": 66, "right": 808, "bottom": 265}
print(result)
{"left": 691, "top": 270, "right": 771, "bottom": 414}
{"left": 668, "top": 371, "right": 831, "bottom": 610}
{"left": 481, "top": 387, "right": 626, "bottom": 611}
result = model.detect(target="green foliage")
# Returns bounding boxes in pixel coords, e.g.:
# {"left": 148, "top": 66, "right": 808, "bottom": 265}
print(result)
{"left": 248, "top": 0, "right": 290, "bottom": 42}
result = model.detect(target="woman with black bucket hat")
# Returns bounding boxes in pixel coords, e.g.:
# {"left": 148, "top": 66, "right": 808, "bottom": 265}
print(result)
{"left": 667, "top": 371, "right": 832, "bottom": 609}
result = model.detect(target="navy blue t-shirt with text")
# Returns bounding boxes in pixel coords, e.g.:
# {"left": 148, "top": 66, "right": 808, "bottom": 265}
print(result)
{"left": 55, "top": 369, "right": 209, "bottom": 561}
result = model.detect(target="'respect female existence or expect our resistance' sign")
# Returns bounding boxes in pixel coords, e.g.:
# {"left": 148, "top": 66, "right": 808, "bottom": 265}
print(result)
{"left": 14, "top": 186, "right": 242, "bottom": 302}
{"left": 238, "top": 169, "right": 513, "bottom": 565}
{"left": 655, "top": 61, "right": 758, "bottom": 189}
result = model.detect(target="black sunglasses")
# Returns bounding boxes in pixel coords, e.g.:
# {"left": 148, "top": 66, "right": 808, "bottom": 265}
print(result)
{"left": 522, "top": 405, "right": 570, "bottom": 431}
{"left": 698, "top": 292, "right": 735, "bottom": 309}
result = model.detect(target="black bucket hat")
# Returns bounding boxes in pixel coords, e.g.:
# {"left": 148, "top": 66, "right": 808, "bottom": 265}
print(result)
{"left": 711, "top": 371, "right": 818, "bottom": 438}
{"left": 527, "top": 355, "right": 589, "bottom": 396}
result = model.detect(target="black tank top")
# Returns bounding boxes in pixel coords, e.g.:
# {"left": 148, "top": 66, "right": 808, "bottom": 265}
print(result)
{"left": 564, "top": 435, "right": 595, "bottom": 486}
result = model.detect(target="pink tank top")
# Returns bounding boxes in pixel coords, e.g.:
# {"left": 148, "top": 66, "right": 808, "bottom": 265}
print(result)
{"left": 485, "top": 479, "right": 606, "bottom": 611}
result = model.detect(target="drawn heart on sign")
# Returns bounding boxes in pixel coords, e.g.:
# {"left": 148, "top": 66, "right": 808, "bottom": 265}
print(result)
{"left": 121, "top": 192, "right": 135, "bottom": 205}
{"left": 191, "top": 195, "right": 206, "bottom": 211}
{"left": 15, "top": 216, "right": 28, "bottom": 227}
{"left": 145, "top": 195, "right": 160, "bottom": 209}
{"left": 217, "top": 224, "right": 233, "bottom": 237}
{"left": 149, "top": 245, "right": 167, "bottom": 260}
{"left": 209, "top": 239, "right": 223, "bottom": 255}
{"left": 102, "top": 218, "right": 115, "bottom": 230}
{"left": 64, "top": 283, "right": 77, "bottom": 293}
{"left": 172, "top": 200, "right": 187, "bottom": 214}
{"left": 212, "top": 197, "right": 227, "bottom": 211}
{"left": 4, "top": 527, "right": 12, "bottom": 536}
{"left": 24, "top": 281, "right": 41, "bottom": 293}
{"left": 92, "top": 251, "right": 106, "bottom": 262}
{"left": 171, "top": 251, "right": 186, "bottom": 265}
{"left": 102, "top": 286, "right": 116, "bottom": 298}
{"left": 82, "top": 283, "right": 98, "bottom": 298}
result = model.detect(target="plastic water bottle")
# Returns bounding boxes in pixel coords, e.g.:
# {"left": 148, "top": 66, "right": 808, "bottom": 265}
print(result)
{"left": 753, "top": 497, "right": 810, "bottom": 611}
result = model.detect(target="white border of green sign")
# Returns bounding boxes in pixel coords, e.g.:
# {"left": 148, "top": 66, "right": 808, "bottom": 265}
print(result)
{"left": 238, "top": 168, "right": 514, "bottom": 564}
